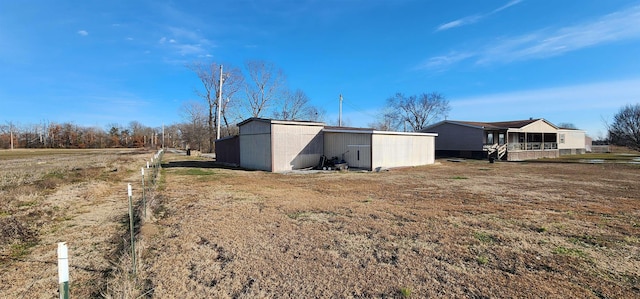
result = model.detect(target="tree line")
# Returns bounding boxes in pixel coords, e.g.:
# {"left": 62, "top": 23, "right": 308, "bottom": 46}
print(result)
{"left": 0, "top": 121, "right": 181, "bottom": 150}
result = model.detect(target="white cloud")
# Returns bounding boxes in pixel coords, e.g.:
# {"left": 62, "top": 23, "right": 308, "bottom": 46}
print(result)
{"left": 77, "top": 30, "right": 88, "bottom": 36}
{"left": 424, "top": 5, "right": 640, "bottom": 69}
{"left": 418, "top": 52, "right": 473, "bottom": 70}
{"left": 478, "top": 5, "right": 640, "bottom": 64}
{"left": 175, "top": 44, "right": 206, "bottom": 56}
{"left": 492, "top": 0, "right": 523, "bottom": 13}
{"left": 436, "top": 16, "right": 481, "bottom": 31}
{"left": 436, "top": 0, "right": 522, "bottom": 32}
{"left": 156, "top": 26, "right": 216, "bottom": 58}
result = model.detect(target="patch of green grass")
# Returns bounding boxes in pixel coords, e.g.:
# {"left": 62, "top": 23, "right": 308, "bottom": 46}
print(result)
{"left": 9, "top": 241, "right": 38, "bottom": 258}
{"left": 173, "top": 168, "right": 217, "bottom": 176}
{"left": 451, "top": 176, "right": 468, "bottom": 180}
{"left": 287, "top": 211, "right": 308, "bottom": 220}
{"left": 552, "top": 246, "right": 587, "bottom": 258}
{"left": 474, "top": 231, "right": 495, "bottom": 244}
{"left": 399, "top": 287, "right": 411, "bottom": 298}
{"left": 537, "top": 226, "right": 548, "bottom": 233}
{"left": 476, "top": 255, "right": 489, "bottom": 265}
{"left": 16, "top": 200, "right": 38, "bottom": 208}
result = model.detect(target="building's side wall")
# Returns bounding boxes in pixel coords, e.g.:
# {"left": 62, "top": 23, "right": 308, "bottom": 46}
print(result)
{"left": 239, "top": 120, "right": 272, "bottom": 171}
{"left": 271, "top": 124, "right": 324, "bottom": 172}
{"left": 215, "top": 136, "right": 240, "bottom": 166}
{"left": 371, "top": 134, "right": 435, "bottom": 169}
{"left": 558, "top": 129, "right": 586, "bottom": 155}
{"left": 424, "top": 123, "right": 484, "bottom": 151}
{"left": 324, "top": 132, "right": 372, "bottom": 170}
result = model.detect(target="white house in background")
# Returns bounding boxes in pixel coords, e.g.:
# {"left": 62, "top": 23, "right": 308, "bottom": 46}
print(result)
{"left": 225, "top": 118, "right": 438, "bottom": 172}
{"left": 421, "top": 118, "right": 587, "bottom": 161}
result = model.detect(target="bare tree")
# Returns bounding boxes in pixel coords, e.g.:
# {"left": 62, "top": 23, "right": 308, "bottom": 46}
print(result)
{"left": 557, "top": 122, "right": 578, "bottom": 129}
{"left": 244, "top": 60, "right": 286, "bottom": 118}
{"left": 368, "top": 110, "right": 397, "bottom": 131}
{"left": 189, "top": 62, "right": 244, "bottom": 152}
{"left": 273, "top": 89, "right": 321, "bottom": 121}
{"left": 384, "top": 92, "right": 450, "bottom": 132}
{"left": 179, "top": 100, "right": 207, "bottom": 151}
{"left": 608, "top": 103, "right": 640, "bottom": 150}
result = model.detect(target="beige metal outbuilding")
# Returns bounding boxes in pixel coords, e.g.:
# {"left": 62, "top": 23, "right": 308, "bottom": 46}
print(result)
{"left": 238, "top": 118, "right": 324, "bottom": 172}
{"left": 323, "top": 127, "right": 437, "bottom": 171}
{"left": 234, "top": 118, "right": 438, "bottom": 172}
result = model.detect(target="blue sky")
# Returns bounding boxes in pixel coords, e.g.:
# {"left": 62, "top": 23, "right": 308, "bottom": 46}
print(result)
{"left": 1, "top": 0, "right": 640, "bottom": 138}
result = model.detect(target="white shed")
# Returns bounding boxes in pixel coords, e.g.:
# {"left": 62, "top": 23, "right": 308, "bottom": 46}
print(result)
{"left": 234, "top": 118, "right": 438, "bottom": 172}
{"left": 323, "top": 127, "right": 437, "bottom": 171}
{"left": 238, "top": 118, "right": 324, "bottom": 172}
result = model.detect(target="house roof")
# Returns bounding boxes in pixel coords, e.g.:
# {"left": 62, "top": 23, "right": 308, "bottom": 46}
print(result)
{"left": 455, "top": 119, "right": 541, "bottom": 130}
{"left": 424, "top": 118, "right": 557, "bottom": 131}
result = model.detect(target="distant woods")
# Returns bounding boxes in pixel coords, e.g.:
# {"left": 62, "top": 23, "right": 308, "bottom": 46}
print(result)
{"left": 0, "top": 121, "right": 179, "bottom": 150}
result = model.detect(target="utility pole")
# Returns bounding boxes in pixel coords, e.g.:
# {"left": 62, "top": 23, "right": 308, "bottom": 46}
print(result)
{"left": 162, "top": 123, "right": 165, "bottom": 149}
{"left": 216, "top": 65, "right": 223, "bottom": 140}
{"left": 339, "top": 94, "right": 343, "bottom": 127}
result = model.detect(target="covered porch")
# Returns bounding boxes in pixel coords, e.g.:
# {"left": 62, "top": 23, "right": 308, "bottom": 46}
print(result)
{"left": 507, "top": 132, "right": 558, "bottom": 151}
{"left": 483, "top": 130, "right": 559, "bottom": 161}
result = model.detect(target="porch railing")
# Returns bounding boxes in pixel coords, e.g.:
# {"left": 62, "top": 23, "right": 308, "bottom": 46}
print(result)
{"left": 508, "top": 142, "right": 557, "bottom": 151}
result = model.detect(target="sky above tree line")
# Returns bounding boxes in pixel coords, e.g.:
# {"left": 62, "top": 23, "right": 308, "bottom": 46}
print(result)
{"left": 1, "top": 0, "right": 639, "bottom": 138}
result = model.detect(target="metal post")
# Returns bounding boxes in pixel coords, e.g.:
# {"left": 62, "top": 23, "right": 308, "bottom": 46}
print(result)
{"left": 141, "top": 168, "right": 146, "bottom": 218}
{"left": 127, "top": 184, "right": 136, "bottom": 275}
{"left": 339, "top": 94, "right": 343, "bottom": 127}
{"left": 216, "top": 64, "right": 223, "bottom": 140}
{"left": 57, "top": 242, "right": 69, "bottom": 299}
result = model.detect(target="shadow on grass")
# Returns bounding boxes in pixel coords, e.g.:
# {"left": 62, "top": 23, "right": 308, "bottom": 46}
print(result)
{"left": 161, "top": 160, "right": 247, "bottom": 170}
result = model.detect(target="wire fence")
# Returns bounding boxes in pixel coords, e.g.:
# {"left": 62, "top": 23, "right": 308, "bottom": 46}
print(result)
{"left": 15, "top": 148, "right": 165, "bottom": 298}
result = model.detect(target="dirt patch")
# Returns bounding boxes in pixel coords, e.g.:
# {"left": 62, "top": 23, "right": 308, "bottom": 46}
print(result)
{"left": 137, "top": 155, "right": 639, "bottom": 298}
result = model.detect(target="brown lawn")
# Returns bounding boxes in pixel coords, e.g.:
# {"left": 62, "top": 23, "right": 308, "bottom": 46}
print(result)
{"left": 1, "top": 149, "right": 638, "bottom": 298}
{"left": 140, "top": 154, "right": 640, "bottom": 298}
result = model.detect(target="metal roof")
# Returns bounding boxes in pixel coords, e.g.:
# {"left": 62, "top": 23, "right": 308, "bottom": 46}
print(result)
{"left": 424, "top": 118, "right": 557, "bottom": 130}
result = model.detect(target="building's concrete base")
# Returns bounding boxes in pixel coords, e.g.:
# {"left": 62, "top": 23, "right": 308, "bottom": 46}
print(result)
{"left": 507, "top": 150, "right": 559, "bottom": 161}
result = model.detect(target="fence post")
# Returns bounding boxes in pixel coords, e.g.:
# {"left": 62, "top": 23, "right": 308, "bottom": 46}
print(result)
{"left": 141, "top": 167, "right": 146, "bottom": 218}
{"left": 127, "top": 184, "right": 136, "bottom": 275}
{"left": 57, "top": 242, "right": 69, "bottom": 299}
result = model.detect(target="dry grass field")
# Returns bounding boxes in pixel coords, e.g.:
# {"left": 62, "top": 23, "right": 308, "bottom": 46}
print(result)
{"left": 0, "top": 149, "right": 153, "bottom": 298}
{"left": 138, "top": 153, "right": 640, "bottom": 298}
{"left": 1, "top": 149, "right": 639, "bottom": 298}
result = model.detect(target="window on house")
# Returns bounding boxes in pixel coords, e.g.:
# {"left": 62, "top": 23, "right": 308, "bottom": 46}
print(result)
{"left": 560, "top": 134, "right": 565, "bottom": 144}
{"left": 499, "top": 133, "right": 505, "bottom": 145}
{"left": 487, "top": 133, "right": 494, "bottom": 144}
